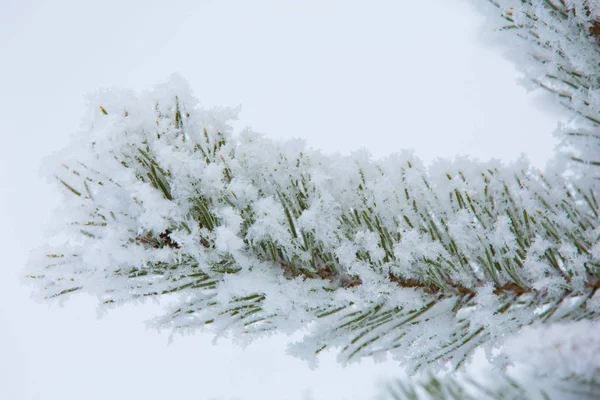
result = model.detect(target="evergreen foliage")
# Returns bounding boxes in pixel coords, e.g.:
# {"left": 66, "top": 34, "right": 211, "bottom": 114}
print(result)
{"left": 383, "top": 371, "right": 600, "bottom": 400}
{"left": 475, "top": 0, "right": 600, "bottom": 181}
{"left": 27, "top": 0, "right": 600, "bottom": 397}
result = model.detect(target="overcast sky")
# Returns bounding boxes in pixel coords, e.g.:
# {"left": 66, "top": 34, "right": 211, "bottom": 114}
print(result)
{"left": 0, "top": 1, "right": 559, "bottom": 399}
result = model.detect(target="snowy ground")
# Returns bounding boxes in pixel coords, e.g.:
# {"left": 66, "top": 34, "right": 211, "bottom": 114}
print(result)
{"left": 0, "top": 1, "right": 559, "bottom": 399}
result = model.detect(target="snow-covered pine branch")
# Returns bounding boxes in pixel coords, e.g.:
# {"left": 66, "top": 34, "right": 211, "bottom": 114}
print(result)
{"left": 27, "top": 0, "right": 600, "bottom": 386}
{"left": 27, "top": 76, "right": 599, "bottom": 372}
{"left": 473, "top": 0, "right": 600, "bottom": 182}
{"left": 382, "top": 368, "right": 600, "bottom": 400}
{"left": 383, "top": 372, "right": 534, "bottom": 400}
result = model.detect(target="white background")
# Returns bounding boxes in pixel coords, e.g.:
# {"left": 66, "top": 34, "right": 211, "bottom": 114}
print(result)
{"left": 0, "top": 0, "right": 559, "bottom": 399}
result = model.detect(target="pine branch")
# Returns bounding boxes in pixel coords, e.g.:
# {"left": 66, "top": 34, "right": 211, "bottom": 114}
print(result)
{"left": 381, "top": 371, "right": 600, "bottom": 400}
{"left": 26, "top": 84, "right": 600, "bottom": 372}
{"left": 476, "top": 0, "right": 600, "bottom": 181}
{"left": 26, "top": 0, "right": 600, "bottom": 381}
{"left": 383, "top": 373, "right": 532, "bottom": 400}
